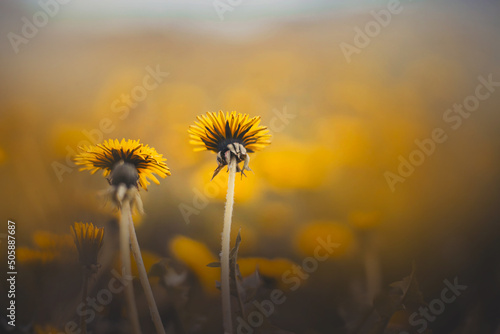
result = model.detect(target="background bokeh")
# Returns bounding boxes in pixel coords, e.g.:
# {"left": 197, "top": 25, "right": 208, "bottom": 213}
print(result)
{"left": 1, "top": 0, "right": 500, "bottom": 333}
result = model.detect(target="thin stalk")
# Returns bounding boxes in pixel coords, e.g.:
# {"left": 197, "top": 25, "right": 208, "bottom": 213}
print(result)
{"left": 80, "top": 269, "right": 89, "bottom": 334}
{"left": 127, "top": 205, "right": 166, "bottom": 334}
{"left": 120, "top": 200, "right": 142, "bottom": 334}
{"left": 221, "top": 157, "right": 237, "bottom": 334}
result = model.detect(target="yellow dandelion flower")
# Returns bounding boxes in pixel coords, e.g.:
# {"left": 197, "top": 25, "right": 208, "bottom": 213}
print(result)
{"left": 33, "top": 231, "right": 75, "bottom": 250}
{"left": 130, "top": 250, "right": 161, "bottom": 279}
{"left": 169, "top": 235, "right": 220, "bottom": 295}
{"left": 349, "top": 211, "right": 382, "bottom": 230}
{"left": 238, "top": 257, "right": 296, "bottom": 280}
{"left": 113, "top": 249, "right": 162, "bottom": 281}
{"left": 74, "top": 139, "right": 170, "bottom": 190}
{"left": 189, "top": 111, "right": 271, "bottom": 153}
{"left": 71, "top": 222, "right": 104, "bottom": 270}
{"left": 256, "top": 201, "right": 294, "bottom": 237}
{"left": 17, "top": 231, "right": 75, "bottom": 264}
{"left": 17, "top": 248, "right": 58, "bottom": 264}
{"left": 294, "top": 221, "right": 356, "bottom": 258}
{"left": 188, "top": 111, "right": 270, "bottom": 333}
{"left": 256, "top": 142, "right": 334, "bottom": 190}
{"left": 189, "top": 111, "right": 271, "bottom": 178}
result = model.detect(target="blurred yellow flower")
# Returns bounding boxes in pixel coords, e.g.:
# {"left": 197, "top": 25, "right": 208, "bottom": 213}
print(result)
{"left": 220, "top": 88, "right": 266, "bottom": 116}
{"left": 91, "top": 66, "right": 150, "bottom": 118}
{"left": 169, "top": 235, "right": 220, "bottom": 295}
{"left": 294, "top": 221, "right": 355, "bottom": 258}
{"left": 111, "top": 209, "right": 144, "bottom": 225}
{"left": 349, "top": 211, "right": 382, "bottom": 230}
{"left": 316, "top": 115, "right": 372, "bottom": 168}
{"left": 256, "top": 201, "right": 294, "bottom": 237}
{"left": 18, "top": 231, "right": 75, "bottom": 264}
{"left": 238, "top": 257, "right": 296, "bottom": 280}
{"left": 112, "top": 249, "right": 162, "bottom": 280}
{"left": 130, "top": 249, "right": 162, "bottom": 279}
{"left": 74, "top": 138, "right": 170, "bottom": 190}
{"left": 71, "top": 222, "right": 104, "bottom": 269}
{"left": 33, "top": 231, "right": 75, "bottom": 250}
{"left": 17, "top": 248, "right": 58, "bottom": 264}
{"left": 49, "top": 122, "right": 94, "bottom": 158}
{"left": 230, "top": 224, "right": 257, "bottom": 254}
{"left": 256, "top": 142, "right": 334, "bottom": 190}
{"left": 156, "top": 83, "right": 209, "bottom": 123}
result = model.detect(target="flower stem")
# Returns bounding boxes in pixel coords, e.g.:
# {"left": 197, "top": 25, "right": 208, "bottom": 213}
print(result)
{"left": 80, "top": 269, "right": 89, "bottom": 334}
{"left": 120, "top": 200, "right": 142, "bottom": 334}
{"left": 127, "top": 206, "right": 166, "bottom": 334}
{"left": 221, "top": 157, "right": 237, "bottom": 334}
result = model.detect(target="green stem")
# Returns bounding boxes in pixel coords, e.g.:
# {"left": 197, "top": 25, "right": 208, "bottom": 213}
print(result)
{"left": 127, "top": 206, "right": 166, "bottom": 334}
{"left": 221, "top": 157, "right": 237, "bottom": 334}
{"left": 120, "top": 200, "right": 142, "bottom": 334}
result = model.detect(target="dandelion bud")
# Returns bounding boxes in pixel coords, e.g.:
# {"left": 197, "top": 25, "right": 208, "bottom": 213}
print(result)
{"left": 71, "top": 222, "right": 104, "bottom": 272}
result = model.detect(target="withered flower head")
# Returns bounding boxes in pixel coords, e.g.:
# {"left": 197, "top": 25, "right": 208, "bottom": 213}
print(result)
{"left": 74, "top": 139, "right": 170, "bottom": 190}
{"left": 189, "top": 111, "right": 271, "bottom": 178}
{"left": 71, "top": 222, "right": 104, "bottom": 272}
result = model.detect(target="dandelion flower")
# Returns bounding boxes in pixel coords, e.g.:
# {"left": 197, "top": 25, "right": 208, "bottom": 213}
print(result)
{"left": 294, "top": 221, "right": 355, "bottom": 258}
{"left": 75, "top": 139, "right": 169, "bottom": 334}
{"left": 75, "top": 138, "right": 170, "bottom": 190}
{"left": 17, "top": 231, "right": 75, "bottom": 264}
{"left": 189, "top": 111, "right": 271, "bottom": 179}
{"left": 237, "top": 257, "right": 296, "bottom": 289}
{"left": 349, "top": 211, "right": 382, "bottom": 230}
{"left": 71, "top": 222, "right": 104, "bottom": 271}
{"left": 169, "top": 235, "right": 220, "bottom": 294}
{"left": 71, "top": 222, "right": 104, "bottom": 334}
{"left": 188, "top": 111, "right": 270, "bottom": 334}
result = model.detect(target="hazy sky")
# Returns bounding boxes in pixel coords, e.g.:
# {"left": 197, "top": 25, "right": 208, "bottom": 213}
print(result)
{"left": 12, "top": 0, "right": 393, "bottom": 21}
